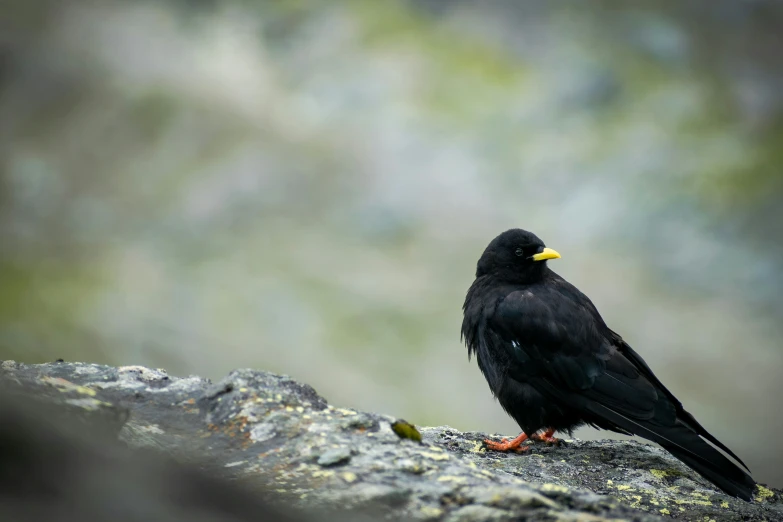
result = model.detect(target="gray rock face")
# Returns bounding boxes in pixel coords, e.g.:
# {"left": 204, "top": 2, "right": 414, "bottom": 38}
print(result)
{"left": 1, "top": 360, "right": 780, "bottom": 522}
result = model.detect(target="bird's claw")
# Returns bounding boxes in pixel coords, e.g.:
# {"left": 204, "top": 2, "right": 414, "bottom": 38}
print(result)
{"left": 531, "top": 434, "right": 560, "bottom": 444}
{"left": 530, "top": 429, "right": 559, "bottom": 445}
{"left": 483, "top": 436, "right": 531, "bottom": 453}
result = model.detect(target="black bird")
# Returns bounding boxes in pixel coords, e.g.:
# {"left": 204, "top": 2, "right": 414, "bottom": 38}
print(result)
{"left": 461, "top": 228, "right": 757, "bottom": 500}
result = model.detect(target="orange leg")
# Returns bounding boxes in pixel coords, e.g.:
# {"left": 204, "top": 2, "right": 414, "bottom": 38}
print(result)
{"left": 530, "top": 428, "right": 559, "bottom": 444}
{"left": 483, "top": 432, "right": 531, "bottom": 452}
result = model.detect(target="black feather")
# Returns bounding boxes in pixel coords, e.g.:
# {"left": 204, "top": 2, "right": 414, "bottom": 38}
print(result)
{"left": 462, "top": 228, "right": 757, "bottom": 500}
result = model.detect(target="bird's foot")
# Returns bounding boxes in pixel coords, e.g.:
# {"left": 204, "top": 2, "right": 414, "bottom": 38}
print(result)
{"left": 530, "top": 428, "right": 559, "bottom": 444}
{"left": 483, "top": 432, "right": 530, "bottom": 453}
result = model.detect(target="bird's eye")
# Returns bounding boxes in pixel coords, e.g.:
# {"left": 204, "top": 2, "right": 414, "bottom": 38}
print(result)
{"left": 515, "top": 248, "right": 524, "bottom": 257}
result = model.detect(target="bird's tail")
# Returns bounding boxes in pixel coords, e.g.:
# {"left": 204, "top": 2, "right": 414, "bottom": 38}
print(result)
{"left": 659, "top": 432, "right": 756, "bottom": 501}
{"left": 585, "top": 402, "right": 756, "bottom": 500}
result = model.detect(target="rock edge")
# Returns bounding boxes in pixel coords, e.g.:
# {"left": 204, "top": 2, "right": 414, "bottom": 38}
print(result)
{"left": 1, "top": 360, "right": 780, "bottom": 522}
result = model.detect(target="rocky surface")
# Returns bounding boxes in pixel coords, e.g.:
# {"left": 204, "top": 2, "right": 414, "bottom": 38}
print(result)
{"left": 1, "top": 360, "right": 780, "bottom": 522}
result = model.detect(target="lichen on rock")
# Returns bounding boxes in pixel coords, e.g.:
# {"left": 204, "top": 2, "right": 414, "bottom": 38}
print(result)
{"left": 1, "top": 360, "right": 780, "bottom": 522}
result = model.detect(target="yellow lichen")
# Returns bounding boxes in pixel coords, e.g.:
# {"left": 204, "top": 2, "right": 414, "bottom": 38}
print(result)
{"left": 660, "top": 508, "right": 671, "bottom": 515}
{"left": 674, "top": 499, "right": 713, "bottom": 506}
{"left": 650, "top": 469, "right": 669, "bottom": 480}
{"left": 437, "top": 475, "right": 468, "bottom": 484}
{"left": 420, "top": 452, "right": 449, "bottom": 461}
{"left": 540, "top": 483, "right": 569, "bottom": 494}
{"left": 340, "top": 472, "right": 357, "bottom": 483}
{"left": 420, "top": 506, "right": 443, "bottom": 518}
{"left": 755, "top": 484, "right": 774, "bottom": 502}
{"left": 720, "top": 501, "right": 729, "bottom": 508}
{"left": 616, "top": 485, "right": 633, "bottom": 491}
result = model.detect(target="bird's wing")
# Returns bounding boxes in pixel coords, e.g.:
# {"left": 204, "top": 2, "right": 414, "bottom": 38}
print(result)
{"left": 492, "top": 289, "right": 662, "bottom": 422}
{"left": 491, "top": 289, "right": 754, "bottom": 490}
{"left": 538, "top": 284, "right": 748, "bottom": 469}
{"left": 605, "top": 327, "right": 749, "bottom": 470}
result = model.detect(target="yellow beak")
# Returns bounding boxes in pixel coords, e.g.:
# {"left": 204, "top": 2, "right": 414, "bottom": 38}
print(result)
{"left": 531, "top": 247, "right": 561, "bottom": 262}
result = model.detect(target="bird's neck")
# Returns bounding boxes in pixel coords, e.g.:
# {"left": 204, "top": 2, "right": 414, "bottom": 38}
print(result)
{"left": 486, "top": 264, "right": 550, "bottom": 287}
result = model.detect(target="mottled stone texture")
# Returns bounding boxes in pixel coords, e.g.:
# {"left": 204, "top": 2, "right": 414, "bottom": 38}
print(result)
{"left": 1, "top": 361, "right": 780, "bottom": 522}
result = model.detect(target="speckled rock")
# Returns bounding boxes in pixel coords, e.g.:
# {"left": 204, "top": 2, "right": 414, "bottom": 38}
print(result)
{"left": 1, "top": 360, "right": 780, "bottom": 522}
{"left": 318, "top": 447, "right": 353, "bottom": 467}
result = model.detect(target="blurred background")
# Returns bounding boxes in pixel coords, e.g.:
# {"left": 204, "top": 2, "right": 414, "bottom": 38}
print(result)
{"left": 1, "top": 0, "right": 782, "bottom": 487}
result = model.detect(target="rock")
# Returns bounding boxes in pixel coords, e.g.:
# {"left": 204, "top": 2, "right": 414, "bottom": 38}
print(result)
{"left": 0, "top": 386, "right": 319, "bottom": 522}
{"left": 318, "top": 447, "right": 352, "bottom": 467}
{"left": 444, "top": 505, "right": 512, "bottom": 522}
{"left": 1, "top": 360, "right": 781, "bottom": 522}
{"left": 469, "top": 486, "right": 560, "bottom": 510}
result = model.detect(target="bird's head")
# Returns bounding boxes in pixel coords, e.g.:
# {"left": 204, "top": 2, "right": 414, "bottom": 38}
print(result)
{"left": 475, "top": 228, "right": 561, "bottom": 283}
